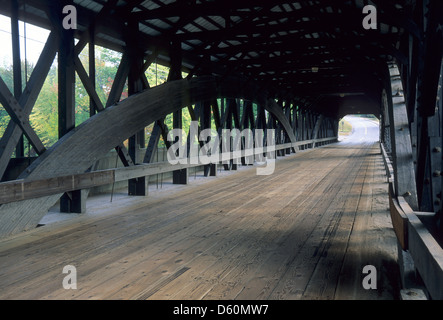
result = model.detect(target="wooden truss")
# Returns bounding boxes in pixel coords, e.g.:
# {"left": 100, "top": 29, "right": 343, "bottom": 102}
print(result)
{"left": 0, "top": 0, "right": 442, "bottom": 300}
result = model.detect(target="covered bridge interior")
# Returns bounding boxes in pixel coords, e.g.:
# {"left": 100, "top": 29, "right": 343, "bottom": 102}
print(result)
{"left": 0, "top": 0, "right": 442, "bottom": 300}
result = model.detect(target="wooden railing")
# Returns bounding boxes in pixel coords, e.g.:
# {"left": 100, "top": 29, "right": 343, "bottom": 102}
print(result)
{"left": 0, "top": 137, "right": 337, "bottom": 206}
{"left": 383, "top": 142, "right": 443, "bottom": 300}
{"left": 380, "top": 143, "right": 394, "bottom": 183}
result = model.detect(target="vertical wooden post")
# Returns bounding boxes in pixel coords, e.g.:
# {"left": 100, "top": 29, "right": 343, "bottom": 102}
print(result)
{"left": 266, "top": 107, "right": 277, "bottom": 156}
{"left": 241, "top": 100, "right": 255, "bottom": 165}
{"left": 293, "top": 106, "right": 298, "bottom": 141}
{"left": 305, "top": 111, "right": 310, "bottom": 143}
{"left": 225, "top": 98, "right": 235, "bottom": 170}
{"left": 438, "top": 64, "right": 443, "bottom": 235}
{"left": 387, "top": 65, "right": 418, "bottom": 210}
{"left": 312, "top": 114, "right": 324, "bottom": 148}
{"left": 57, "top": 1, "right": 86, "bottom": 213}
{"left": 299, "top": 108, "right": 304, "bottom": 143}
{"left": 292, "top": 105, "right": 299, "bottom": 152}
{"left": 168, "top": 40, "right": 188, "bottom": 185}
{"left": 427, "top": 110, "right": 442, "bottom": 213}
{"left": 201, "top": 100, "right": 216, "bottom": 176}
{"left": 211, "top": 99, "right": 222, "bottom": 173}
{"left": 256, "top": 104, "right": 267, "bottom": 159}
{"left": 299, "top": 109, "right": 306, "bottom": 149}
{"left": 172, "top": 107, "right": 188, "bottom": 184}
{"left": 279, "top": 121, "right": 286, "bottom": 155}
{"left": 127, "top": 20, "right": 147, "bottom": 196}
{"left": 89, "top": 26, "right": 96, "bottom": 117}
{"left": 230, "top": 99, "right": 241, "bottom": 170}
{"left": 218, "top": 98, "right": 229, "bottom": 171}
{"left": 307, "top": 111, "right": 314, "bottom": 143}
{"left": 11, "top": 0, "right": 24, "bottom": 158}
{"left": 284, "top": 101, "right": 292, "bottom": 154}
{"left": 58, "top": 23, "right": 75, "bottom": 138}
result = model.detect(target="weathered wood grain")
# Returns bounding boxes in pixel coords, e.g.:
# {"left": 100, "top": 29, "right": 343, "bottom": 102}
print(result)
{"left": 0, "top": 75, "right": 304, "bottom": 239}
{"left": 397, "top": 196, "right": 443, "bottom": 300}
{"left": 0, "top": 140, "right": 399, "bottom": 300}
{"left": 0, "top": 137, "right": 337, "bottom": 206}
{"left": 389, "top": 183, "right": 408, "bottom": 250}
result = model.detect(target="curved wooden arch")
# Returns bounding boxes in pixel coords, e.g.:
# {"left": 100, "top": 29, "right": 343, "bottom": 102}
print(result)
{"left": 0, "top": 76, "right": 297, "bottom": 239}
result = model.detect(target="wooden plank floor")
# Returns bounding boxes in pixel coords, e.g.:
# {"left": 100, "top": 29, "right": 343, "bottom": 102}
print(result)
{"left": 0, "top": 140, "right": 401, "bottom": 300}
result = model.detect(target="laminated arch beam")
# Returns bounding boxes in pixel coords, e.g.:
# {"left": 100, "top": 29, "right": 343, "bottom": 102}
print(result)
{"left": 0, "top": 75, "right": 297, "bottom": 239}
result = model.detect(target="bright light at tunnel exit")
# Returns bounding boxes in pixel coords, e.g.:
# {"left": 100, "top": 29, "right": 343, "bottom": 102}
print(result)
{"left": 338, "top": 114, "right": 380, "bottom": 142}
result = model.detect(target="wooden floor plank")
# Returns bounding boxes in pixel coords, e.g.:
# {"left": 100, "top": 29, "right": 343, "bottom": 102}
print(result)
{"left": 334, "top": 149, "right": 400, "bottom": 299}
{"left": 300, "top": 147, "right": 372, "bottom": 299}
{"left": 174, "top": 149, "right": 345, "bottom": 300}
{"left": 207, "top": 153, "right": 358, "bottom": 300}
{"left": 0, "top": 141, "right": 400, "bottom": 300}
{"left": 268, "top": 144, "right": 370, "bottom": 300}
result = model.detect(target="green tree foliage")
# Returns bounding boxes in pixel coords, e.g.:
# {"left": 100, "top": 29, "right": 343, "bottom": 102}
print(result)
{"left": 29, "top": 65, "right": 58, "bottom": 147}
{"left": 144, "top": 63, "right": 195, "bottom": 148}
{"left": 0, "top": 64, "right": 13, "bottom": 138}
{"left": 0, "top": 46, "right": 129, "bottom": 150}
{"left": 0, "top": 46, "right": 194, "bottom": 154}
{"left": 0, "top": 105, "right": 10, "bottom": 139}
{"left": 0, "top": 46, "right": 227, "bottom": 156}
{"left": 0, "top": 61, "right": 34, "bottom": 157}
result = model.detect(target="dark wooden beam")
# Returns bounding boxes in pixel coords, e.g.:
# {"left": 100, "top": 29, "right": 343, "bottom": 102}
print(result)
{"left": 10, "top": 0, "right": 24, "bottom": 158}
{"left": 387, "top": 65, "right": 419, "bottom": 210}
{"left": 0, "top": 32, "right": 57, "bottom": 180}
{"left": 131, "top": 0, "right": 268, "bottom": 21}
{"left": 57, "top": 13, "right": 75, "bottom": 138}
{"left": 416, "top": 0, "right": 443, "bottom": 118}
{"left": 172, "top": 14, "right": 398, "bottom": 42}
{"left": 0, "top": 74, "right": 335, "bottom": 238}
{"left": 200, "top": 100, "right": 216, "bottom": 176}
{"left": 0, "top": 76, "right": 46, "bottom": 155}
{"left": 168, "top": 40, "right": 188, "bottom": 184}
{"left": 0, "top": 136, "right": 338, "bottom": 206}
{"left": 89, "top": 26, "right": 96, "bottom": 118}
{"left": 126, "top": 19, "right": 147, "bottom": 196}
{"left": 144, "top": 118, "right": 170, "bottom": 164}
{"left": 396, "top": 196, "right": 443, "bottom": 300}
{"left": 53, "top": 0, "right": 86, "bottom": 213}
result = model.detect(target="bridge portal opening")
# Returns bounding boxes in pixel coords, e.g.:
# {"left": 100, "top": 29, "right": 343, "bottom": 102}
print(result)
{"left": 338, "top": 114, "right": 380, "bottom": 142}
